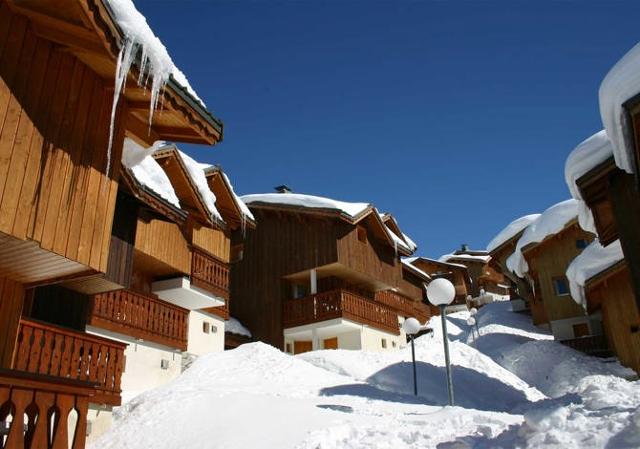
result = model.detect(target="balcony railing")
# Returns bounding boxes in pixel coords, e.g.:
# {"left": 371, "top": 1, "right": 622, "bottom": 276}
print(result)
{"left": 374, "top": 290, "right": 431, "bottom": 322}
{"left": 559, "top": 334, "right": 611, "bottom": 357}
{"left": 283, "top": 290, "right": 399, "bottom": 335}
{"left": 12, "top": 319, "right": 127, "bottom": 406}
{"left": 191, "top": 248, "right": 230, "bottom": 300}
{"left": 0, "top": 369, "right": 95, "bottom": 449}
{"left": 90, "top": 289, "right": 189, "bottom": 351}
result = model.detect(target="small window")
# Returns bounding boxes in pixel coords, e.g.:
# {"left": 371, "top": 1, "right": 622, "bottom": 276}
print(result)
{"left": 357, "top": 226, "right": 367, "bottom": 243}
{"left": 576, "top": 239, "right": 588, "bottom": 250}
{"left": 202, "top": 322, "right": 210, "bottom": 334}
{"left": 392, "top": 341, "right": 397, "bottom": 348}
{"left": 285, "top": 343, "right": 292, "bottom": 353}
{"left": 292, "top": 284, "right": 309, "bottom": 299}
{"left": 381, "top": 338, "right": 387, "bottom": 349}
{"left": 553, "top": 277, "right": 570, "bottom": 296}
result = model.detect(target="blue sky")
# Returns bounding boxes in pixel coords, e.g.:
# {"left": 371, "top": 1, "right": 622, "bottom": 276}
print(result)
{"left": 137, "top": 0, "right": 640, "bottom": 258}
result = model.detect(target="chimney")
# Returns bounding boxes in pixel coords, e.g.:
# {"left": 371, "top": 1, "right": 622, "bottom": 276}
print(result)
{"left": 461, "top": 243, "right": 469, "bottom": 252}
{"left": 274, "top": 185, "right": 293, "bottom": 194}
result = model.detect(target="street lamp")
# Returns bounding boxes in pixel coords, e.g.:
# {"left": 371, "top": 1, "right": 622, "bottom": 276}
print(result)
{"left": 427, "top": 278, "right": 456, "bottom": 406}
{"left": 469, "top": 307, "right": 480, "bottom": 336}
{"left": 467, "top": 316, "right": 477, "bottom": 341}
{"left": 403, "top": 317, "right": 421, "bottom": 396}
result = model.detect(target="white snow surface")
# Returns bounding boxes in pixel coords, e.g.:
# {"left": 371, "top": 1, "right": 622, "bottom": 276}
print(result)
{"left": 121, "top": 138, "right": 180, "bottom": 208}
{"left": 509, "top": 199, "right": 580, "bottom": 277}
{"left": 487, "top": 214, "right": 541, "bottom": 253}
{"left": 92, "top": 302, "right": 638, "bottom": 449}
{"left": 566, "top": 239, "right": 625, "bottom": 309}
{"left": 564, "top": 130, "right": 613, "bottom": 234}
{"left": 439, "top": 253, "right": 491, "bottom": 263}
{"left": 401, "top": 258, "right": 431, "bottom": 281}
{"left": 599, "top": 42, "right": 640, "bottom": 174}
{"left": 176, "top": 150, "right": 223, "bottom": 222}
{"left": 241, "top": 193, "right": 371, "bottom": 219}
{"left": 225, "top": 317, "right": 252, "bottom": 337}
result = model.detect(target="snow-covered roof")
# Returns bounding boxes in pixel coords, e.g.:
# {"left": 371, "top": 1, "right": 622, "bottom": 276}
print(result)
{"left": 385, "top": 226, "right": 414, "bottom": 253}
{"left": 241, "top": 193, "right": 371, "bottom": 219}
{"left": 564, "top": 130, "right": 614, "bottom": 234}
{"left": 566, "top": 240, "right": 624, "bottom": 309}
{"left": 599, "top": 42, "right": 640, "bottom": 174}
{"left": 121, "top": 138, "right": 180, "bottom": 208}
{"left": 225, "top": 317, "right": 252, "bottom": 338}
{"left": 439, "top": 253, "right": 491, "bottom": 264}
{"left": 401, "top": 259, "right": 431, "bottom": 281}
{"left": 486, "top": 214, "right": 541, "bottom": 253}
{"left": 509, "top": 199, "right": 580, "bottom": 278}
{"left": 175, "top": 150, "right": 223, "bottom": 222}
{"left": 220, "top": 172, "right": 255, "bottom": 222}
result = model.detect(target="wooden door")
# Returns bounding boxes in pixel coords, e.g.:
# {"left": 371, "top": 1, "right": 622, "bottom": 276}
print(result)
{"left": 323, "top": 337, "right": 338, "bottom": 350}
{"left": 294, "top": 340, "right": 313, "bottom": 354}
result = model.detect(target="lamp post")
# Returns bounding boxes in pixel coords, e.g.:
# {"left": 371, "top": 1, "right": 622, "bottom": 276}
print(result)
{"left": 403, "top": 317, "right": 421, "bottom": 396}
{"left": 427, "top": 278, "right": 456, "bottom": 406}
{"left": 467, "top": 316, "right": 477, "bottom": 341}
{"left": 469, "top": 307, "right": 480, "bottom": 336}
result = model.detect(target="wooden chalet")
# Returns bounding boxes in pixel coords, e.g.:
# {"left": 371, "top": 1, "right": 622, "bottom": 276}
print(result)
{"left": 405, "top": 257, "right": 470, "bottom": 307}
{"left": 230, "top": 192, "right": 431, "bottom": 354}
{"left": 519, "top": 219, "right": 597, "bottom": 338}
{"left": 0, "top": 1, "right": 224, "bottom": 448}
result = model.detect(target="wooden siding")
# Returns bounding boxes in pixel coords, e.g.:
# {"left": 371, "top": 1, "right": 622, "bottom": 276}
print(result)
{"left": 191, "top": 223, "right": 231, "bottom": 262}
{"left": 589, "top": 265, "right": 640, "bottom": 374}
{"left": 105, "top": 191, "right": 139, "bottom": 289}
{"left": 0, "top": 7, "right": 125, "bottom": 279}
{"left": 0, "top": 275, "right": 24, "bottom": 368}
{"left": 134, "top": 214, "right": 191, "bottom": 275}
{"left": 230, "top": 208, "right": 339, "bottom": 348}
{"left": 524, "top": 223, "right": 595, "bottom": 323}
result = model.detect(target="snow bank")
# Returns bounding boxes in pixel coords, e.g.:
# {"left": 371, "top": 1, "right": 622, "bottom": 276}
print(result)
{"left": 176, "top": 150, "right": 223, "bottom": 222}
{"left": 509, "top": 199, "right": 580, "bottom": 277}
{"left": 566, "top": 239, "right": 624, "bottom": 309}
{"left": 599, "top": 42, "right": 640, "bottom": 174}
{"left": 564, "top": 130, "right": 614, "bottom": 233}
{"left": 121, "top": 138, "right": 180, "bottom": 208}
{"left": 241, "top": 193, "right": 370, "bottom": 219}
{"left": 487, "top": 214, "right": 540, "bottom": 253}
{"left": 225, "top": 317, "right": 251, "bottom": 337}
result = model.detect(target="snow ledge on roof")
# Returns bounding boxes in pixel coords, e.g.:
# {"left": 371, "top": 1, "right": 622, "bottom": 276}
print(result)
{"left": 241, "top": 193, "right": 371, "bottom": 219}
{"left": 225, "top": 317, "right": 252, "bottom": 338}
{"left": 566, "top": 239, "right": 624, "bottom": 309}
{"left": 487, "top": 214, "right": 540, "bottom": 253}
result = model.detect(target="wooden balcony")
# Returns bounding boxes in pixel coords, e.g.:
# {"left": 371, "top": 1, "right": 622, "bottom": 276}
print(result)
{"left": 283, "top": 290, "right": 400, "bottom": 335}
{"left": 90, "top": 290, "right": 189, "bottom": 351}
{"left": 0, "top": 369, "right": 95, "bottom": 449}
{"left": 12, "top": 319, "right": 127, "bottom": 406}
{"left": 559, "top": 334, "right": 612, "bottom": 357}
{"left": 191, "top": 248, "right": 230, "bottom": 300}
{"left": 375, "top": 290, "right": 431, "bottom": 322}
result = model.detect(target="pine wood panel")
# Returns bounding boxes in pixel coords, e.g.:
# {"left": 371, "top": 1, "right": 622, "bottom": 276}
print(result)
{"left": 590, "top": 266, "right": 640, "bottom": 374}
{"left": 191, "top": 224, "right": 231, "bottom": 262}
{"left": 0, "top": 275, "right": 24, "bottom": 368}
{"left": 134, "top": 215, "right": 191, "bottom": 275}
{"left": 524, "top": 223, "right": 595, "bottom": 322}
{"left": 0, "top": 9, "right": 125, "bottom": 279}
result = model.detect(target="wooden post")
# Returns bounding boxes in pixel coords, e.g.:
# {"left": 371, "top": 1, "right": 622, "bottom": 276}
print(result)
{"left": 0, "top": 276, "right": 25, "bottom": 369}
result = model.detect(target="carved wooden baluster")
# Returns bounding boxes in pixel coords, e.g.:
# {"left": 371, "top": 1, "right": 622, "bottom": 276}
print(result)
{"left": 4, "top": 388, "right": 32, "bottom": 449}
{"left": 51, "top": 394, "right": 74, "bottom": 449}
{"left": 27, "top": 326, "right": 44, "bottom": 374}
{"left": 71, "top": 396, "right": 89, "bottom": 449}
{"left": 31, "top": 391, "right": 55, "bottom": 449}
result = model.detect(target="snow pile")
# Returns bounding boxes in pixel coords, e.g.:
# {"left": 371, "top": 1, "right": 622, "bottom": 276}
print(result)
{"left": 564, "top": 130, "right": 614, "bottom": 233}
{"left": 225, "top": 317, "right": 251, "bottom": 337}
{"left": 487, "top": 214, "right": 540, "bottom": 253}
{"left": 599, "top": 42, "right": 640, "bottom": 174}
{"left": 121, "top": 138, "right": 180, "bottom": 208}
{"left": 177, "top": 150, "right": 223, "bottom": 222}
{"left": 508, "top": 199, "right": 580, "bottom": 277}
{"left": 566, "top": 239, "right": 625, "bottom": 309}
{"left": 241, "top": 193, "right": 370, "bottom": 219}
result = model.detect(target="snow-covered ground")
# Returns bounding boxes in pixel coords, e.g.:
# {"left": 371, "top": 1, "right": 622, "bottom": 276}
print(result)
{"left": 91, "top": 302, "right": 639, "bottom": 449}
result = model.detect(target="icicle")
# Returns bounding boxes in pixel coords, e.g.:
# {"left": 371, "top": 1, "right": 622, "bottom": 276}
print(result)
{"left": 106, "top": 39, "right": 136, "bottom": 177}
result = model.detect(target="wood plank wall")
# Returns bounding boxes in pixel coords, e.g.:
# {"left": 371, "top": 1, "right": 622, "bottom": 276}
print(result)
{"left": 134, "top": 214, "right": 191, "bottom": 275}
{"left": 105, "top": 191, "right": 139, "bottom": 288}
{"left": 526, "top": 224, "right": 595, "bottom": 322}
{"left": 191, "top": 224, "right": 231, "bottom": 262}
{"left": 230, "top": 209, "right": 339, "bottom": 348}
{"left": 590, "top": 266, "right": 640, "bottom": 373}
{"left": 0, "top": 275, "right": 24, "bottom": 368}
{"left": 0, "top": 5, "right": 125, "bottom": 277}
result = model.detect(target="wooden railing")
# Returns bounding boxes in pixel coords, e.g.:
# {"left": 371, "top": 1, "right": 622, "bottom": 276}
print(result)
{"left": 0, "top": 369, "right": 95, "bottom": 449}
{"left": 559, "top": 334, "right": 611, "bottom": 357}
{"left": 375, "top": 290, "right": 431, "bottom": 322}
{"left": 12, "top": 319, "right": 126, "bottom": 406}
{"left": 90, "top": 289, "right": 189, "bottom": 351}
{"left": 283, "top": 290, "right": 399, "bottom": 335}
{"left": 191, "top": 248, "right": 230, "bottom": 300}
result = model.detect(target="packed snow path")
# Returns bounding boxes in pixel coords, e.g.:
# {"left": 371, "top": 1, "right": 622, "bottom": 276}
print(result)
{"left": 91, "top": 302, "right": 639, "bottom": 449}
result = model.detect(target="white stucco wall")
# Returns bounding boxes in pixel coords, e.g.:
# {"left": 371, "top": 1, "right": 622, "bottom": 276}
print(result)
{"left": 85, "top": 405, "right": 113, "bottom": 446}
{"left": 336, "top": 330, "right": 362, "bottom": 349}
{"left": 187, "top": 311, "right": 225, "bottom": 355}
{"left": 361, "top": 325, "right": 407, "bottom": 352}
{"left": 549, "top": 315, "right": 595, "bottom": 340}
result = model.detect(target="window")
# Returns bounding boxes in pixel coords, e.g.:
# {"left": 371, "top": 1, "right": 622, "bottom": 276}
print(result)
{"left": 285, "top": 343, "right": 292, "bottom": 353}
{"left": 553, "top": 277, "right": 570, "bottom": 296}
{"left": 392, "top": 341, "right": 397, "bottom": 348}
{"left": 357, "top": 226, "right": 367, "bottom": 243}
{"left": 381, "top": 338, "right": 387, "bottom": 349}
{"left": 202, "top": 322, "right": 210, "bottom": 333}
{"left": 576, "top": 239, "right": 588, "bottom": 250}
